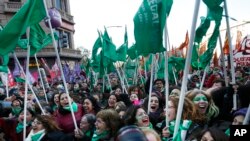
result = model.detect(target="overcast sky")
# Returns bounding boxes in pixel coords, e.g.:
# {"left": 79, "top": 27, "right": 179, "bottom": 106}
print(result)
{"left": 70, "top": 0, "right": 250, "bottom": 51}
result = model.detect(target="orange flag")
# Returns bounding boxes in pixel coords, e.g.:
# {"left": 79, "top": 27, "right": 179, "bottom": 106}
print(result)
{"left": 234, "top": 30, "right": 242, "bottom": 55}
{"left": 178, "top": 31, "right": 189, "bottom": 50}
{"left": 199, "top": 41, "right": 207, "bottom": 56}
{"left": 213, "top": 49, "right": 219, "bottom": 67}
{"left": 223, "top": 32, "right": 230, "bottom": 55}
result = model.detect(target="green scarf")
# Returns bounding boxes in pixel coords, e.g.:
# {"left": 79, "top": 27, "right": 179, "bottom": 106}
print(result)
{"left": 91, "top": 130, "right": 109, "bottom": 141}
{"left": 63, "top": 102, "right": 78, "bottom": 112}
{"left": 16, "top": 122, "right": 24, "bottom": 133}
{"left": 225, "top": 128, "right": 230, "bottom": 136}
{"left": 52, "top": 105, "right": 58, "bottom": 111}
{"left": 31, "top": 129, "right": 45, "bottom": 141}
{"left": 12, "top": 107, "right": 22, "bottom": 116}
{"left": 164, "top": 120, "right": 192, "bottom": 141}
{"left": 16, "top": 122, "right": 31, "bottom": 133}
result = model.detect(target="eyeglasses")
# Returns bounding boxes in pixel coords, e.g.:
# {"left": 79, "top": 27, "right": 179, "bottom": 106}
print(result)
{"left": 32, "top": 120, "right": 42, "bottom": 125}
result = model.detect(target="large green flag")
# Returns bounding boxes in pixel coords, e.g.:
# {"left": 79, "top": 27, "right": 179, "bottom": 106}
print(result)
{"left": 91, "top": 31, "right": 102, "bottom": 62}
{"left": 102, "top": 28, "right": 117, "bottom": 64}
{"left": 0, "top": 26, "right": 8, "bottom": 73}
{"left": 127, "top": 44, "right": 137, "bottom": 60}
{"left": 116, "top": 27, "right": 128, "bottom": 62}
{"left": 191, "top": 0, "right": 223, "bottom": 69}
{"left": 17, "top": 24, "right": 55, "bottom": 56}
{"left": 133, "top": 0, "right": 173, "bottom": 56}
{"left": 0, "top": 0, "right": 46, "bottom": 56}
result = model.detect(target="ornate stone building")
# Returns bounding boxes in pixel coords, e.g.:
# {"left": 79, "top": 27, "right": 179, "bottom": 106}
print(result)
{"left": 0, "top": 0, "right": 82, "bottom": 71}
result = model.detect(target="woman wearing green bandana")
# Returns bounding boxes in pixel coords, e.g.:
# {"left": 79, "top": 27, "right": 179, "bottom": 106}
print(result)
{"left": 124, "top": 105, "right": 153, "bottom": 129}
{"left": 26, "top": 115, "right": 73, "bottom": 141}
{"left": 9, "top": 98, "right": 23, "bottom": 117}
{"left": 0, "top": 108, "right": 35, "bottom": 141}
{"left": 186, "top": 89, "right": 219, "bottom": 125}
{"left": 91, "top": 109, "right": 121, "bottom": 141}
{"left": 54, "top": 93, "right": 84, "bottom": 134}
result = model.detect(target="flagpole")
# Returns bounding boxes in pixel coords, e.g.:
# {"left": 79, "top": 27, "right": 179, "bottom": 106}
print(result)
{"left": 164, "top": 20, "right": 170, "bottom": 127}
{"left": 13, "top": 53, "right": 45, "bottom": 115}
{"left": 200, "top": 65, "right": 209, "bottom": 90}
{"left": 42, "top": 0, "right": 78, "bottom": 130}
{"left": 173, "top": 0, "right": 201, "bottom": 138}
{"left": 115, "top": 63, "right": 128, "bottom": 94}
{"left": 34, "top": 54, "right": 48, "bottom": 103}
{"left": 223, "top": 0, "right": 235, "bottom": 84}
{"left": 218, "top": 33, "right": 229, "bottom": 87}
{"left": 147, "top": 54, "right": 155, "bottom": 114}
{"left": 172, "top": 67, "right": 178, "bottom": 86}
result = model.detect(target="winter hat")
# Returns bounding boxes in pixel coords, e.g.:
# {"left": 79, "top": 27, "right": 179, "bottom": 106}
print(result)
{"left": 115, "top": 125, "right": 147, "bottom": 141}
{"left": 233, "top": 108, "right": 248, "bottom": 117}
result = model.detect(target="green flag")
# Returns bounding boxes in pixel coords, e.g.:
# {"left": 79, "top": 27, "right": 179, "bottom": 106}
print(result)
{"left": 116, "top": 27, "right": 128, "bottom": 61}
{"left": 0, "top": 27, "right": 8, "bottom": 73}
{"left": 17, "top": 24, "right": 55, "bottom": 56}
{"left": 102, "top": 28, "right": 117, "bottom": 63}
{"left": 133, "top": 0, "right": 173, "bottom": 56}
{"left": 0, "top": 0, "right": 46, "bottom": 56}
{"left": 91, "top": 30, "right": 103, "bottom": 63}
{"left": 191, "top": 0, "right": 223, "bottom": 69}
{"left": 127, "top": 44, "right": 138, "bottom": 60}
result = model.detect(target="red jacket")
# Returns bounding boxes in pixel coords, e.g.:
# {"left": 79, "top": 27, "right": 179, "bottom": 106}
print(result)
{"left": 54, "top": 104, "right": 84, "bottom": 134}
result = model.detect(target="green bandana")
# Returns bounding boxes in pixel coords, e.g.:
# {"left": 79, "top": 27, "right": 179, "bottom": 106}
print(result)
{"left": 193, "top": 95, "right": 208, "bottom": 102}
{"left": 16, "top": 122, "right": 32, "bottom": 133}
{"left": 225, "top": 128, "right": 230, "bottom": 136}
{"left": 31, "top": 129, "right": 45, "bottom": 141}
{"left": 12, "top": 107, "right": 22, "bottom": 116}
{"left": 91, "top": 130, "right": 109, "bottom": 141}
{"left": 16, "top": 122, "right": 24, "bottom": 133}
{"left": 63, "top": 102, "right": 78, "bottom": 112}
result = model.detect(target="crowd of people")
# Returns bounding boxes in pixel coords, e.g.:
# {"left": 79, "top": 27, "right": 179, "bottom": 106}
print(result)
{"left": 0, "top": 66, "right": 249, "bottom": 141}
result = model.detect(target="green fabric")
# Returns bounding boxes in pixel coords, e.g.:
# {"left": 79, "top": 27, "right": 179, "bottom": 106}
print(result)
{"left": 91, "top": 130, "right": 109, "bottom": 141}
{"left": 127, "top": 44, "right": 137, "bottom": 60}
{"left": 31, "top": 129, "right": 45, "bottom": 141}
{"left": 116, "top": 27, "right": 128, "bottom": 62}
{"left": 17, "top": 24, "right": 56, "bottom": 56}
{"left": 12, "top": 107, "right": 22, "bottom": 117}
{"left": 225, "top": 128, "right": 230, "bottom": 136}
{"left": 191, "top": 0, "right": 223, "bottom": 69}
{"left": 102, "top": 28, "right": 117, "bottom": 63}
{"left": 15, "top": 77, "right": 25, "bottom": 83}
{"left": 133, "top": 0, "right": 173, "bottom": 56}
{"left": 0, "top": 0, "right": 46, "bottom": 56}
{"left": 63, "top": 102, "right": 78, "bottom": 112}
{"left": 16, "top": 122, "right": 24, "bottom": 133}
{"left": 165, "top": 120, "right": 192, "bottom": 141}
{"left": 90, "top": 31, "right": 102, "bottom": 73}
{"left": 0, "top": 54, "right": 9, "bottom": 73}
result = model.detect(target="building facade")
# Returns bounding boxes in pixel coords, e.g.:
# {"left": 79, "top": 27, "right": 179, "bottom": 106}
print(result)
{"left": 0, "top": 0, "right": 82, "bottom": 72}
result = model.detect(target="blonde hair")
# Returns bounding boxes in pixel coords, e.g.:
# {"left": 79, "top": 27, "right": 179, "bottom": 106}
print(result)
{"left": 141, "top": 128, "right": 161, "bottom": 141}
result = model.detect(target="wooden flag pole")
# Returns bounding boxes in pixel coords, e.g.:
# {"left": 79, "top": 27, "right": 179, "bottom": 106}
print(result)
{"left": 42, "top": 0, "right": 78, "bottom": 130}
{"left": 34, "top": 54, "right": 49, "bottom": 103}
{"left": 173, "top": 0, "right": 201, "bottom": 138}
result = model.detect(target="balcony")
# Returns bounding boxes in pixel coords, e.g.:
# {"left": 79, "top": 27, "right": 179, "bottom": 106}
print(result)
{"left": 3, "top": 1, "right": 22, "bottom": 13}
{"left": 58, "top": 9, "right": 74, "bottom": 24}
{"left": 12, "top": 46, "right": 82, "bottom": 59}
